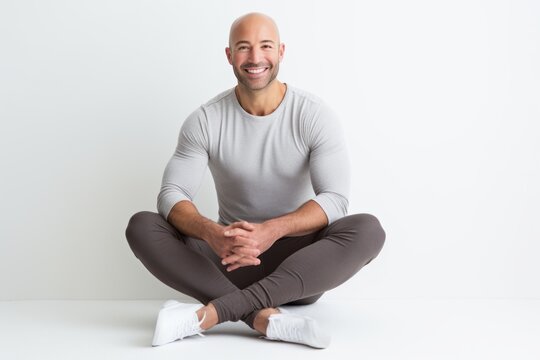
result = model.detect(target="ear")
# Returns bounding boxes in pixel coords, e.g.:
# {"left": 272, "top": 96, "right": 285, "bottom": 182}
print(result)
{"left": 225, "top": 47, "right": 233, "bottom": 65}
{"left": 278, "top": 43, "right": 285, "bottom": 62}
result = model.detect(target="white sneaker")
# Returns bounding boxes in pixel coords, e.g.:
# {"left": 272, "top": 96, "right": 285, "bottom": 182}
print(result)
{"left": 151, "top": 300, "right": 206, "bottom": 346}
{"left": 263, "top": 313, "right": 331, "bottom": 349}
{"left": 161, "top": 299, "right": 181, "bottom": 309}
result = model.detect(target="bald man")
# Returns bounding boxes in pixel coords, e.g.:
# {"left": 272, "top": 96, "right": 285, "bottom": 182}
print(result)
{"left": 125, "top": 12, "right": 385, "bottom": 349}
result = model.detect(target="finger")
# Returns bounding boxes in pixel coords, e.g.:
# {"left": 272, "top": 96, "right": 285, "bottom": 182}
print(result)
{"left": 232, "top": 245, "right": 260, "bottom": 257}
{"left": 223, "top": 231, "right": 256, "bottom": 245}
{"left": 222, "top": 252, "right": 259, "bottom": 265}
{"left": 225, "top": 222, "right": 244, "bottom": 230}
{"left": 228, "top": 221, "right": 256, "bottom": 231}
{"left": 223, "top": 253, "right": 260, "bottom": 266}
{"left": 227, "top": 263, "right": 242, "bottom": 272}
{"left": 222, "top": 253, "right": 242, "bottom": 265}
{"left": 221, "top": 237, "right": 256, "bottom": 257}
{"left": 224, "top": 228, "right": 254, "bottom": 239}
{"left": 227, "top": 257, "right": 261, "bottom": 272}
{"left": 222, "top": 223, "right": 239, "bottom": 234}
{"left": 231, "top": 235, "right": 258, "bottom": 248}
{"left": 223, "top": 228, "right": 245, "bottom": 237}
{"left": 236, "top": 255, "right": 260, "bottom": 266}
{"left": 237, "top": 220, "right": 256, "bottom": 231}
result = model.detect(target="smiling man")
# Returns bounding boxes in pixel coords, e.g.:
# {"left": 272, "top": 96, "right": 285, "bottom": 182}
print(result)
{"left": 125, "top": 12, "right": 386, "bottom": 349}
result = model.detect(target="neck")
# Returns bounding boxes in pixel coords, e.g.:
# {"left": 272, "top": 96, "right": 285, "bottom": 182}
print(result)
{"left": 235, "top": 81, "right": 287, "bottom": 116}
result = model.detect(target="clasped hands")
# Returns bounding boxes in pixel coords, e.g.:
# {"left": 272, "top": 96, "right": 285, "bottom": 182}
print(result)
{"left": 208, "top": 221, "right": 279, "bottom": 272}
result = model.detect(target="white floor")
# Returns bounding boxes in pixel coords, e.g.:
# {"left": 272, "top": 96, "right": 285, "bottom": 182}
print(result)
{"left": 1, "top": 298, "right": 539, "bottom": 360}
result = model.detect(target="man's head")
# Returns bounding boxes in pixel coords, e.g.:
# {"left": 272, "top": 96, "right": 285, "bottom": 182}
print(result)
{"left": 226, "top": 13, "right": 285, "bottom": 92}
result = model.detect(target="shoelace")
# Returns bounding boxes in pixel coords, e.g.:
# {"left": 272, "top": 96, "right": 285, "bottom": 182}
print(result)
{"left": 176, "top": 310, "right": 207, "bottom": 339}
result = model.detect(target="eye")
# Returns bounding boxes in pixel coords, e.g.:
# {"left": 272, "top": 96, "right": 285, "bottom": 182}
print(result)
{"left": 238, "top": 46, "right": 249, "bottom": 51}
{"left": 262, "top": 44, "right": 273, "bottom": 49}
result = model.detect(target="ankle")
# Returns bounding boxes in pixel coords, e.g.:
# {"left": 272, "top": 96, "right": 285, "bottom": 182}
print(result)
{"left": 253, "top": 308, "right": 280, "bottom": 335}
{"left": 197, "top": 303, "right": 218, "bottom": 330}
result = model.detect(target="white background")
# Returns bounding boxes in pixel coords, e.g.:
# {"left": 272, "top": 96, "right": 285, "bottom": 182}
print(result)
{"left": 0, "top": 0, "right": 538, "bottom": 300}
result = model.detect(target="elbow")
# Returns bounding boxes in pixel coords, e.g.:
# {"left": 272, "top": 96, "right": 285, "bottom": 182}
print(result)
{"left": 157, "top": 185, "right": 191, "bottom": 221}
{"left": 156, "top": 192, "right": 169, "bottom": 220}
{"left": 333, "top": 193, "right": 349, "bottom": 221}
{"left": 313, "top": 192, "right": 349, "bottom": 225}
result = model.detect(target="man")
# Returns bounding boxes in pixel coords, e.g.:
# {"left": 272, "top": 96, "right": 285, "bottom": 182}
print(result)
{"left": 125, "top": 12, "right": 385, "bottom": 349}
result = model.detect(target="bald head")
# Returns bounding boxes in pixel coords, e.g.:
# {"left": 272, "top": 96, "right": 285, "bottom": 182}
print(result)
{"left": 228, "top": 12, "right": 280, "bottom": 48}
{"left": 225, "top": 12, "right": 285, "bottom": 93}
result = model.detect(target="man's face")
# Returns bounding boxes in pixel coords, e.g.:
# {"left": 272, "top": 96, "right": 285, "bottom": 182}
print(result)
{"left": 226, "top": 21, "right": 284, "bottom": 91}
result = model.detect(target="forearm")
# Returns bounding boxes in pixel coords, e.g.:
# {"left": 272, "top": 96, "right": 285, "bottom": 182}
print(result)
{"left": 263, "top": 200, "right": 328, "bottom": 239}
{"left": 167, "top": 200, "right": 222, "bottom": 242}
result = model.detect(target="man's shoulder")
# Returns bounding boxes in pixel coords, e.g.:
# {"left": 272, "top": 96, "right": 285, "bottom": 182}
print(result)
{"left": 201, "top": 87, "right": 236, "bottom": 109}
{"left": 287, "top": 85, "right": 326, "bottom": 108}
{"left": 183, "top": 88, "right": 235, "bottom": 124}
{"left": 287, "top": 86, "right": 334, "bottom": 121}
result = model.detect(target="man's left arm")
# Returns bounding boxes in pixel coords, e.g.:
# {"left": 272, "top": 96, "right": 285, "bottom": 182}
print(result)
{"left": 264, "top": 199, "right": 329, "bottom": 238}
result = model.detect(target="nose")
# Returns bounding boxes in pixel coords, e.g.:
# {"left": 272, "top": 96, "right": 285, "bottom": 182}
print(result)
{"left": 247, "top": 47, "right": 262, "bottom": 64}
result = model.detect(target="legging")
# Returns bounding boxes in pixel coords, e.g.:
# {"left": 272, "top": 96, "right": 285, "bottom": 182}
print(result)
{"left": 125, "top": 211, "right": 385, "bottom": 329}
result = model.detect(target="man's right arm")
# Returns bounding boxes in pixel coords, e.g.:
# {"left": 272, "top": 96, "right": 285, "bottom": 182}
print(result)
{"left": 157, "top": 109, "right": 210, "bottom": 221}
{"left": 156, "top": 109, "right": 220, "bottom": 244}
{"left": 167, "top": 200, "right": 222, "bottom": 244}
{"left": 157, "top": 110, "right": 260, "bottom": 265}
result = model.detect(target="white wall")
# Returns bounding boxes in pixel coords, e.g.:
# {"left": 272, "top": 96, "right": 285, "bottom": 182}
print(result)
{"left": 1, "top": 0, "right": 538, "bottom": 300}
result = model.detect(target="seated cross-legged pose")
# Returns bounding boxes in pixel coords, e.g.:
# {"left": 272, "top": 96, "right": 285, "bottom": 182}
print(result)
{"left": 125, "top": 12, "right": 386, "bottom": 349}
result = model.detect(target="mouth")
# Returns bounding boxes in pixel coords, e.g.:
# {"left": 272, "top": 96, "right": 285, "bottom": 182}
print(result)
{"left": 243, "top": 67, "right": 269, "bottom": 77}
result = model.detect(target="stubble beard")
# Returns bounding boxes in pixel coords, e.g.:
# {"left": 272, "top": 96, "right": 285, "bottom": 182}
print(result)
{"left": 233, "top": 61, "right": 280, "bottom": 91}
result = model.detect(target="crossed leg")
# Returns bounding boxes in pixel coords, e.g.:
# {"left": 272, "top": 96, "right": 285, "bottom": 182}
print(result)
{"left": 125, "top": 211, "right": 385, "bottom": 331}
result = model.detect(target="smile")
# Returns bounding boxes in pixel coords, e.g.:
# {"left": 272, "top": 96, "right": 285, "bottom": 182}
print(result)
{"left": 244, "top": 67, "right": 268, "bottom": 74}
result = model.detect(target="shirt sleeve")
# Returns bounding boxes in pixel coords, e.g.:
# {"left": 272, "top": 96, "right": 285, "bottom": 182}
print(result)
{"left": 306, "top": 102, "right": 351, "bottom": 224}
{"left": 157, "top": 108, "right": 209, "bottom": 220}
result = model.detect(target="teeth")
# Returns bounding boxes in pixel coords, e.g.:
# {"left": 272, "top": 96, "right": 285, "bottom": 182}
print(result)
{"left": 246, "top": 68, "right": 266, "bottom": 74}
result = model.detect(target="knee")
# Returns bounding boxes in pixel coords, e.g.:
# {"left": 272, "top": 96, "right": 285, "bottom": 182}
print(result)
{"left": 125, "top": 211, "right": 162, "bottom": 248}
{"left": 342, "top": 213, "right": 386, "bottom": 256}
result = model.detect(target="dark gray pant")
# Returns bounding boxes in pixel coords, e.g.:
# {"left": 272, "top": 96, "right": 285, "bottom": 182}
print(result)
{"left": 125, "top": 212, "right": 385, "bottom": 329}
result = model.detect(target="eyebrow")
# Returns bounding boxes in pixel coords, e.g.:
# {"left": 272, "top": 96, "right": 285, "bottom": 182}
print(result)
{"left": 234, "top": 40, "right": 276, "bottom": 47}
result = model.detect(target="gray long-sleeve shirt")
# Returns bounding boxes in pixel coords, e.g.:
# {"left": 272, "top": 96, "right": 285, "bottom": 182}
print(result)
{"left": 157, "top": 85, "right": 351, "bottom": 226}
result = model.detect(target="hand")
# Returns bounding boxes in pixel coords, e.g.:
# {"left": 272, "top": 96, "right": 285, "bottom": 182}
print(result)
{"left": 222, "top": 221, "right": 280, "bottom": 271}
{"left": 205, "top": 222, "right": 262, "bottom": 270}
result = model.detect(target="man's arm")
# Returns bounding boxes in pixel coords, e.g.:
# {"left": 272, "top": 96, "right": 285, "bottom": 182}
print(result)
{"left": 167, "top": 200, "right": 222, "bottom": 243}
{"left": 157, "top": 110, "right": 260, "bottom": 265}
{"left": 157, "top": 109, "right": 209, "bottom": 220}
{"left": 260, "top": 199, "right": 328, "bottom": 239}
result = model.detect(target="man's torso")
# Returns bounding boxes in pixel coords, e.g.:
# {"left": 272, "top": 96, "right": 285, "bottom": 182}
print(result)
{"left": 198, "top": 85, "right": 324, "bottom": 224}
